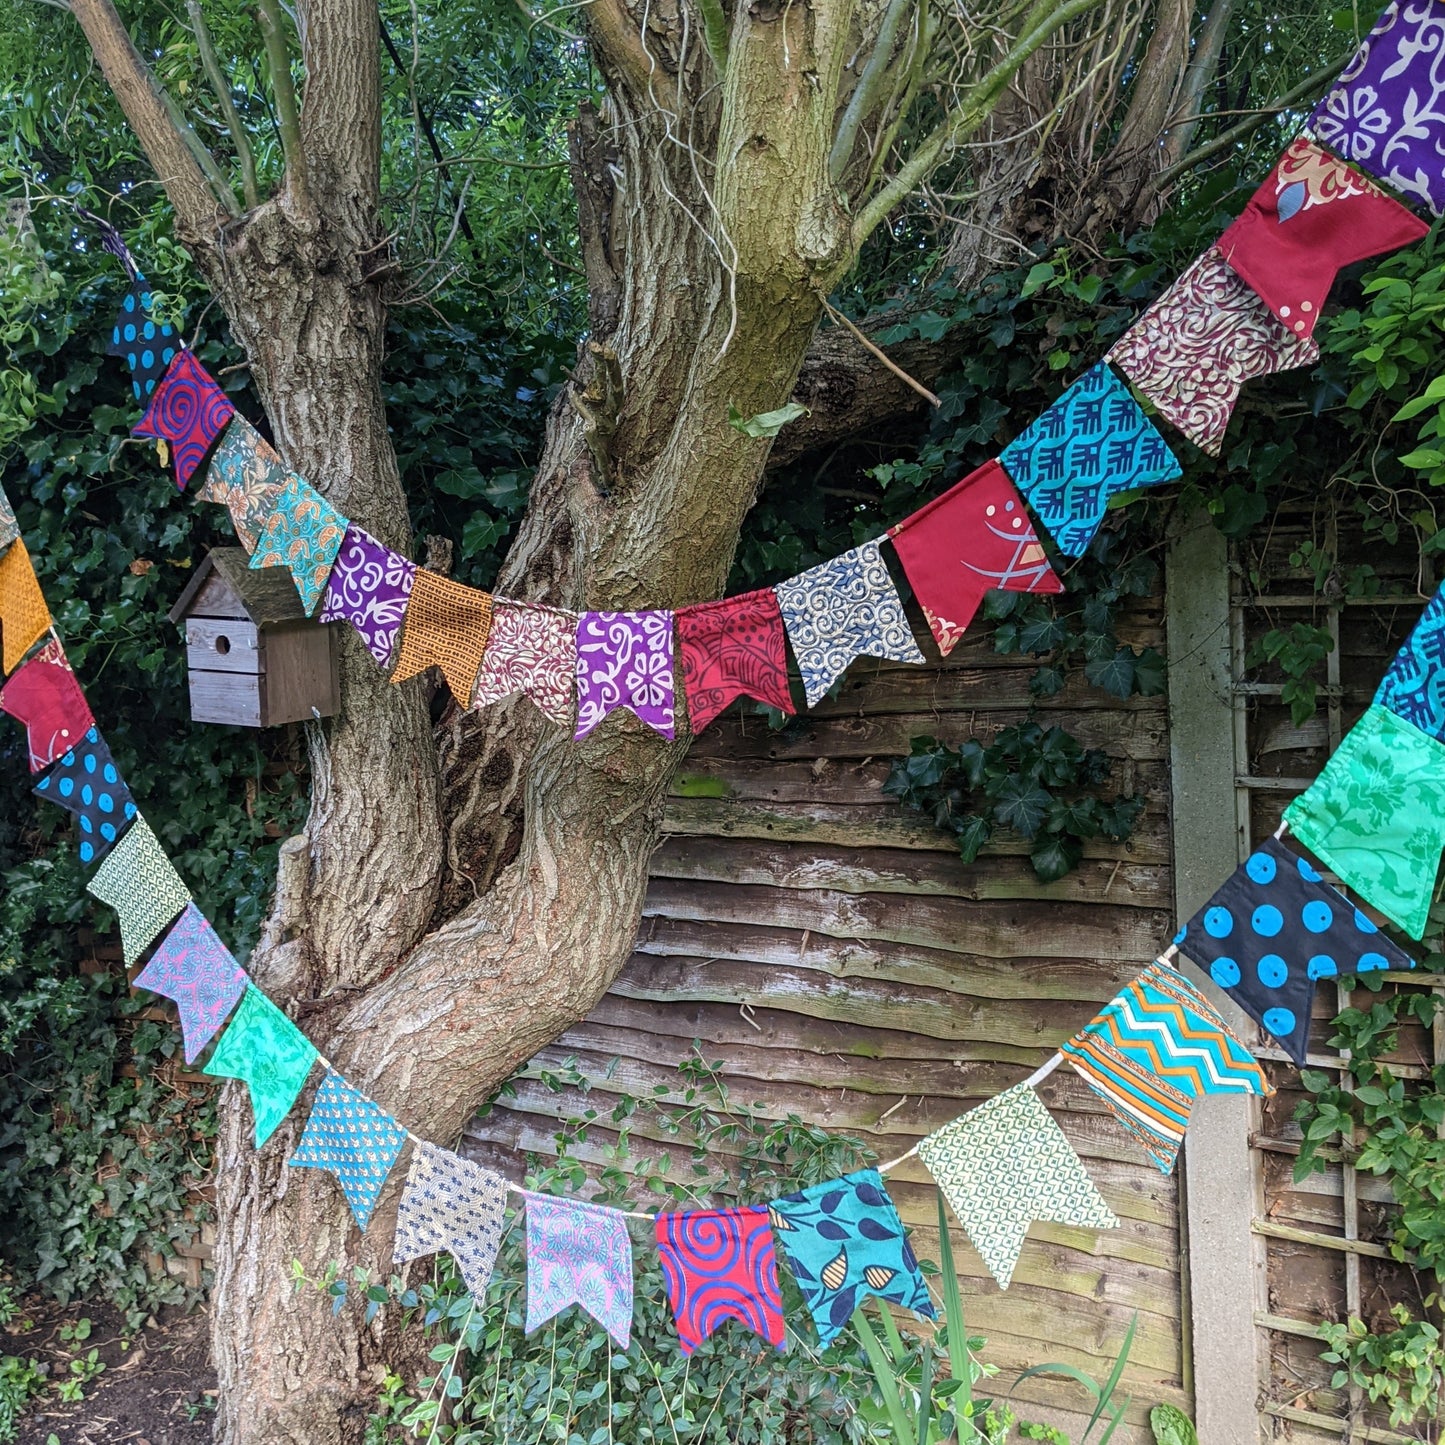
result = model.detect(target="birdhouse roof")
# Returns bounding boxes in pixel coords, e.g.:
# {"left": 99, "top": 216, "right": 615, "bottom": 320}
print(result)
{"left": 167, "top": 547, "right": 313, "bottom": 626}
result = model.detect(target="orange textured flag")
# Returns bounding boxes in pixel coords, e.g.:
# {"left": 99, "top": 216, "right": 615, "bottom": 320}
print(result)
{"left": 391, "top": 570, "right": 494, "bottom": 707}
{"left": 0, "top": 539, "right": 51, "bottom": 676}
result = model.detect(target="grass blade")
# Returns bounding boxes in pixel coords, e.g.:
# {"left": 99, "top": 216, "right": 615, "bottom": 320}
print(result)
{"left": 1085, "top": 1312, "right": 1137, "bottom": 1436}
{"left": 855, "top": 1304, "right": 916, "bottom": 1443}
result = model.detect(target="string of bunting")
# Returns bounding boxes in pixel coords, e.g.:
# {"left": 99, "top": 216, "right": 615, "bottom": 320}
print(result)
{"left": 5, "top": 0, "right": 1445, "bottom": 1354}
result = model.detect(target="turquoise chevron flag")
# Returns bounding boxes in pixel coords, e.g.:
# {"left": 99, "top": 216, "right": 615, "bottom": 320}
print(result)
{"left": 289, "top": 1070, "right": 407, "bottom": 1228}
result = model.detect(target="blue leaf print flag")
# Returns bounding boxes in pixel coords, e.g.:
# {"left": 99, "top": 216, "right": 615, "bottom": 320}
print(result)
{"left": 999, "top": 362, "right": 1182, "bottom": 557}
{"left": 1376, "top": 585, "right": 1445, "bottom": 743}
{"left": 289, "top": 1070, "right": 408, "bottom": 1229}
{"left": 768, "top": 1168, "right": 934, "bottom": 1347}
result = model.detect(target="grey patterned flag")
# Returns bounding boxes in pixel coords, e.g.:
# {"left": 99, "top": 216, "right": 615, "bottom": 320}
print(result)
{"left": 393, "top": 1141, "right": 510, "bottom": 1297}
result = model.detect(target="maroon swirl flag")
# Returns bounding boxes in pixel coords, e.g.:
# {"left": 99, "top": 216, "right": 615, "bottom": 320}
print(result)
{"left": 675, "top": 589, "right": 794, "bottom": 733}
{"left": 132, "top": 349, "right": 235, "bottom": 491}
{"left": 654, "top": 1206, "right": 786, "bottom": 1355}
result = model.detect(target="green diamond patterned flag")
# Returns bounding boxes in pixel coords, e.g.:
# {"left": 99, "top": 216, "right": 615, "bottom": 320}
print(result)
{"left": 289, "top": 1070, "right": 407, "bottom": 1228}
{"left": 203, "top": 985, "right": 317, "bottom": 1146}
{"left": 918, "top": 1082, "right": 1117, "bottom": 1289}
{"left": 85, "top": 816, "right": 190, "bottom": 964}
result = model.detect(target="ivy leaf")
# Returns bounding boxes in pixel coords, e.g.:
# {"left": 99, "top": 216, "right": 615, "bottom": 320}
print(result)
{"left": 727, "top": 400, "right": 809, "bottom": 438}
{"left": 1084, "top": 647, "right": 1138, "bottom": 698}
{"left": 991, "top": 779, "right": 1051, "bottom": 838}
{"left": 954, "top": 815, "right": 991, "bottom": 862}
{"left": 1030, "top": 834, "right": 1081, "bottom": 882}
{"left": 1017, "top": 614, "right": 1071, "bottom": 654}
{"left": 1133, "top": 647, "right": 1167, "bottom": 696}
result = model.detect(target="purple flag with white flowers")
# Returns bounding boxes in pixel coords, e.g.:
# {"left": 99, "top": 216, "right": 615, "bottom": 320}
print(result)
{"left": 319, "top": 525, "right": 416, "bottom": 667}
{"left": 573, "top": 610, "right": 676, "bottom": 741}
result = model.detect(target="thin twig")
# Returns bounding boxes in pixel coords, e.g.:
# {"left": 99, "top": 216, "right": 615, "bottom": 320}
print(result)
{"left": 188, "top": 0, "right": 259, "bottom": 208}
{"left": 819, "top": 296, "right": 941, "bottom": 408}
{"left": 255, "top": 0, "right": 310, "bottom": 214}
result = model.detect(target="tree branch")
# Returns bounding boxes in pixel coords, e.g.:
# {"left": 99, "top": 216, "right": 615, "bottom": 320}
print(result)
{"left": 1159, "top": 0, "right": 1235, "bottom": 168}
{"left": 160, "top": 85, "right": 243, "bottom": 216}
{"left": 583, "top": 0, "right": 678, "bottom": 112}
{"left": 66, "top": 0, "right": 228, "bottom": 242}
{"left": 829, "top": 0, "right": 914, "bottom": 185}
{"left": 189, "top": 0, "right": 260, "bottom": 209}
{"left": 256, "top": 0, "right": 310, "bottom": 213}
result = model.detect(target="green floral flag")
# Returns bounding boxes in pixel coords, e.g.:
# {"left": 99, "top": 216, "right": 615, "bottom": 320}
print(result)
{"left": 918, "top": 1083, "right": 1117, "bottom": 1290}
{"left": 1283, "top": 704, "right": 1445, "bottom": 940}
{"left": 203, "top": 985, "right": 317, "bottom": 1146}
{"left": 0, "top": 481, "right": 16, "bottom": 553}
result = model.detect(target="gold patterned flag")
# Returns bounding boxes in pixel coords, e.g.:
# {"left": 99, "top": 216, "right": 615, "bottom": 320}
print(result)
{"left": 391, "top": 570, "right": 494, "bottom": 707}
{"left": 85, "top": 816, "right": 192, "bottom": 964}
{"left": 0, "top": 539, "right": 51, "bottom": 676}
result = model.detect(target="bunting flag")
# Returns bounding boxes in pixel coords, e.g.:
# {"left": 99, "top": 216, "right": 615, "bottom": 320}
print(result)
{"left": 0, "top": 638, "right": 95, "bottom": 771}
{"left": 248, "top": 474, "right": 348, "bottom": 616}
{"left": 107, "top": 278, "right": 180, "bottom": 402}
{"left": 1060, "top": 959, "right": 1273, "bottom": 1173}
{"left": 773, "top": 540, "right": 925, "bottom": 708}
{"left": 76, "top": 207, "right": 140, "bottom": 279}
{"left": 918, "top": 1084, "right": 1118, "bottom": 1290}
{"left": 1374, "top": 585, "right": 1445, "bottom": 741}
{"left": 523, "top": 1194, "right": 634, "bottom": 1348}
{"left": 132, "top": 350, "right": 235, "bottom": 491}
{"left": 472, "top": 600, "right": 576, "bottom": 725}
{"left": 887, "top": 461, "right": 1063, "bottom": 654}
{"left": 654, "top": 1207, "right": 786, "bottom": 1356}
{"left": 198, "top": 417, "right": 287, "bottom": 552}
{"left": 1216, "top": 135, "right": 1429, "bottom": 343}
{"left": 1107, "top": 247, "right": 1321, "bottom": 456}
{"left": 0, "top": 482, "right": 16, "bottom": 553}
{"left": 394, "top": 1141, "right": 510, "bottom": 1297}
{"left": 998, "top": 361, "right": 1182, "bottom": 557}
{"left": 85, "top": 816, "right": 191, "bottom": 963}
{"left": 391, "top": 569, "right": 494, "bottom": 707}
{"left": 32, "top": 725, "right": 138, "bottom": 867}
{"left": 768, "top": 1169, "right": 934, "bottom": 1347}
{"left": 574, "top": 610, "right": 677, "bottom": 741}
{"left": 317, "top": 525, "right": 416, "bottom": 667}
{"left": 202, "top": 985, "right": 318, "bottom": 1147}
{"left": 0, "top": 538, "right": 50, "bottom": 676}
{"left": 132, "top": 903, "right": 248, "bottom": 1063}
{"left": 289, "top": 1070, "right": 408, "bottom": 1229}
{"left": 675, "top": 589, "right": 795, "bottom": 732}
{"left": 1177, "top": 834, "right": 1418, "bottom": 1063}
{"left": 1282, "top": 704, "right": 1445, "bottom": 940}
{"left": 1309, "top": 0, "right": 1445, "bottom": 217}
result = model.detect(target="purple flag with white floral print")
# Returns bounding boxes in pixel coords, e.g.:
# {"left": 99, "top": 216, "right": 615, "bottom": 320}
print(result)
{"left": 574, "top": 610, "right": 676, "bottom": 741}
{"left": 524, "top": 1193, "right": 634, "bottom": 1347}
{"left": 133, "top": 903, "right": 248, "bottom": 1062}
{"left": 318, "top": 525, "right": 416, "bottom": 667}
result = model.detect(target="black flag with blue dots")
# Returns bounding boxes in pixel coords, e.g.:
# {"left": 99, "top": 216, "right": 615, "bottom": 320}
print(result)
{"left": 1176, "top": 836, "right": 1415, "bottom": 1065}
{"left": 106, "top": 277, "right": 179, "bottom": 402}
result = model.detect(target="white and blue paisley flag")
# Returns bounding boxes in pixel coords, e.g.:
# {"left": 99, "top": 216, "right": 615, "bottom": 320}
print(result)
{"left": 393, "top": 1140, "right": 510, "bottom": 1296}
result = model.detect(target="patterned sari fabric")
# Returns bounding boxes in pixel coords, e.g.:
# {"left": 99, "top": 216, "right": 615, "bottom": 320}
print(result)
{"left": 1178, "top": 835, "right": 1418, "bottom": 1063}
{"left": 198, "top": 417, "right": 288, "bottom": 552}
{"left": 33, "top": 726, "right": 138, "bottom": 868}
{"left": 675, "top": 589, "right": 794, "bottom": 732}
{"left": 0, "top": 639, "right": 95, "bottom": 771}
{"left": 132, "top": 350, "right": 236, "bottom": 491}
{"left": 1309, "top": 0, "right": 1445, "bottom": 216}
{"left": 290, "top": 1071, "right": 408, "bottom": 1229}
{"left": 203, "top": 985, "right": 318, "bottom": 1147}
{"left": 1217, "top": 135, "right": 1429, "bottom": 343}
{"left": 523, "top": 1194, "right": 634, "bottom": 1347}
{"left": 472, "top": 600, "right": 577, "bottom": 725}
{"left": 107, "top": 277, "right": 179, "bottom": 401}
{"left": 574, "top": 610, "right": 677, "bottom": 740}
{"left": 1061, "top": 960, "right": 1273, "bottom": 1173}
{"left": 391, "top": 570, "right": 494, "bottom": 707}
{"left": 0, "top": 481, "right": 16, "bottom": 553}
{"left": 654, "top": 1207, "right": 786, "bottom": 1355}
{"left": 1375, "top": 584, "right": 1445, "bottom": 740}
{"left": 0, "top": 539, "right": 51, "bottom": 676}
{"left": 768, "top": 1168, "right": 934, "bottom": 1347}
{"left": 998, "top": 362, "right": 1182, "bottom": 557}
{"left": 887, "top": 461, "right": 1063, "bottom": 654}
{"left": 249, "top": 474, "right": 349, "bottom": 616}
{"left": 773, "top": 540, "right": 925, "bottom": 707}
{"left": 1283, "top": 704, "right": 1445, "bottom": 940}
{"left": 1107, "top": 248, "right": 1321, "bottom": 456}
{"left": 318, "top": 525, "right": 416, "bottom": 667}
{"left": 917, "top": 1084, "right": 1117, "bottom": 1290}
{"left": 394, "top": 1141, "right": 511, "bottom": 1297}
{"left": 132, "top": 903, "right": 248, "bottom": 1063}
{"left": 85, "top": 816, "right": 191, "bottom": 964}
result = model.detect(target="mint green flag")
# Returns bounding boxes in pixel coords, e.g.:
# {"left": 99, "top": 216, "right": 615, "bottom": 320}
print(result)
{"left": 1284, "top": 704, "right": 1445, "bottom": 940}
{"left": 203, "top": 985, "right": 317, "bottom": 1146}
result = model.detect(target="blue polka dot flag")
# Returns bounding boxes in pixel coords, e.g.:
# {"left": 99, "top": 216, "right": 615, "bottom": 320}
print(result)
{"left": 999, "top": 361, "right": 1182, "bottom": 557}
{"left": 32, "top": 725, "right": 138, "bottom": 868}
{"left": 290, "top": 1070, "right": 408, "bottom": 1230}
{"left": 1176, "top": 835, "right": 1415, "bottom": 1065}
{"left": 106, "top": 277, "right": 179, "bottom": 402}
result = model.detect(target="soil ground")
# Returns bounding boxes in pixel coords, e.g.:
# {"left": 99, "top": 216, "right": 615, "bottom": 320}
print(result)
{"left": 8, "top": 1294, "right": 215, "bottom": 1445}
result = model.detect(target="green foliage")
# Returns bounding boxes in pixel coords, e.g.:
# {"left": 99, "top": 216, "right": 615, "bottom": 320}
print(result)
{"left": 1147, "top": 1404, "right": 1197, "bottom": 1445}
{"left": 0, "top": 1351, "right": 46, "bottom": 1444}
{"left": 1319, "top": 1307, "right": 1445, "bottom": 1428}
{"left": 1246, "top": 622, "right": 1336, "bottom": 727}
{"left": 883, "top": 724, "right": 1143, "bottom": 882}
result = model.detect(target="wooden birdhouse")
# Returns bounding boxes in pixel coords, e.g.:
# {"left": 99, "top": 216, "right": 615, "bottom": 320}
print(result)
{"left": 167, "top": 548, "right": 339, "bottom": 727}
